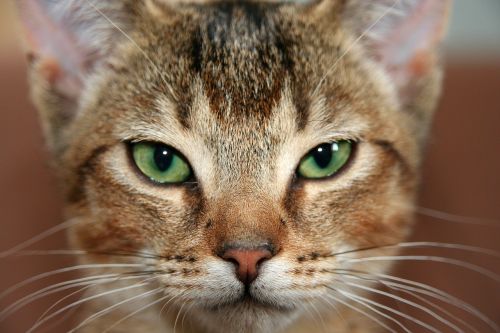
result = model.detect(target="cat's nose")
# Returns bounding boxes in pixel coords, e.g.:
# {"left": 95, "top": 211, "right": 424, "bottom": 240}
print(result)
{"left": 221, "top": 246, "right": 273, "bottom": 284}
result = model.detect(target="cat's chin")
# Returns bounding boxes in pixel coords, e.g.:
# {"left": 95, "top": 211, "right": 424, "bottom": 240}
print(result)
{"left": 193, "top": 297, "right": 300, "bottom": 333}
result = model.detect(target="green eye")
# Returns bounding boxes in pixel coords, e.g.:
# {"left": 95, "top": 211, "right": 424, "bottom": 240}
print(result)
{"left": 131, "top": 142, "right": 192, "bottom": 184}
{"left": 297, "top": 141, "right": 353, "bottom": 179}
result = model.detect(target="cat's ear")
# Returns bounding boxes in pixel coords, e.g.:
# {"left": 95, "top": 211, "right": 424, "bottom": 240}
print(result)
{"left": 17, "top": 0, "right": 135, "bottom": 152}
{"left": 340, "top": 0, "right": 451, "bottom": 100}
{"left": 17, "top": 0, "right": 132, "bottom": 100}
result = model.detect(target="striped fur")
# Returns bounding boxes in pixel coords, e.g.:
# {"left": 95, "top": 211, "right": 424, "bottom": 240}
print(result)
{"left": 19, "top": 0, "right": 450, "bottom": 332}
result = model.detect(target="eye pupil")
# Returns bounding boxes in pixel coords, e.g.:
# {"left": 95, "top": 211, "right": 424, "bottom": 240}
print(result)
{"left": 153, "top": 146, "right": 173, "bottom": 172}
{"left": 312, "top": 143, "right": 333, "bottom": 169}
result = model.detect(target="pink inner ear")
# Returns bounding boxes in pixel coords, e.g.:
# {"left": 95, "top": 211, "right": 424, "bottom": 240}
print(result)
{"left": 378, "top": 1, "right": 445, "bottom": 63}
{"left": 38, "top": 58, "right": 82, "bottom": 99}
{"left": 19, "top": 0, "right": 86, "bottom": 97}
{"left": 373, "top": 0, "right": 450, "bottom": 87}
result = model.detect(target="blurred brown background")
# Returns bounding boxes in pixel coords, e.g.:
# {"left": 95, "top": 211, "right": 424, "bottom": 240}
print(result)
{"left": 1, "top": 1, "right": 499, "bottom": 332}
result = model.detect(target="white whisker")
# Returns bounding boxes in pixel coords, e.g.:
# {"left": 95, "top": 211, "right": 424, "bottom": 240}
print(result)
{"left": 159, "top": 289, "right": 188, "bottom": 321}
{"left": 9, "top": 249, "right": 165, "bottom": 260}
{"left": 390, "top": 285, "right": 481, "bottom": 333}
{"left": 68, "top": 287, "right": 163, "bottom": 333}
{"left": 83, "top": 0, "right": 171, "bottom": 96}
{"left": 84, "top": 1, "right": 153, "bottom": 66}
{"left": 317, "top": 293, "right": 346, "bottom": 327}
{"left": 358, "top": 242, "right": 500, "bottom": 258}
{"left": 26, "top": 277, "right": 156, "bottom": 333}
{"left": 324, "top": 288, "right": 398, "bottom": 333}
{"left": 103, "top": 292, "right": 175, "bottom": 333}
{"left": 337, "top": 288, "right": 441, "bottom": 333}
{"left": 343, "top": 256, "right": 500, "bottom": 282}
{"left": 180, "top": 297, "right": 197, "bottom": 332}
{"left": 11, "top": 249, "right": 89, "bottom": 257}
{"left": 173, "top": 291, "right": 193, "bottom": 333}
{"left": 0, "top": 218, "right": 82, "bottom": 258}
{"left": 326, "top": 290, "right": 412, "bottom": 333}
{"left": 337, "top": 279, "right": 464, "bottom": 332}
{"left": 37, "top": 301, "right": 80, "bottom": 333}
{"left": 296, "top": 297, "right": 319, "bottom": 329}
{"left": 334, "top": 269, "right": 499, "bottom": 332}
{"left": 35, "top": 284, "right": 98, "bottom": 325}
{"left": 306, "top": 298, "right": 328, "bottom": 332}
{"left": 417, "top": 207, "right": 500, "bottom": 227}
{"left": 0, "top": 273, "right": 150, "bottom": 321}
{"left": 34, "top": 274, "right": 157, "bottom": 325}
{"left": 312, "top": 0, "right": 401, "bottom": 96}
{"left": 0, "top": 263, "right": 150, "bottom": 301}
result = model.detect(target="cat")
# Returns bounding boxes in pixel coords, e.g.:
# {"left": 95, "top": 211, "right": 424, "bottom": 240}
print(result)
{"left": 11, "top": 0, "right": 453, "bottom": 332}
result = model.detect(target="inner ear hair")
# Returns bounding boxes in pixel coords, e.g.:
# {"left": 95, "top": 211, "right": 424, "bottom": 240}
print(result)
{"left": 340, "top": 0, "right": 451, "bottom": 98}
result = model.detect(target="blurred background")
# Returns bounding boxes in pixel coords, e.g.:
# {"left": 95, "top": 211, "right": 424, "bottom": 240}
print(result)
{"left": 0, "top": 0, "right": 499, "bottom": 332}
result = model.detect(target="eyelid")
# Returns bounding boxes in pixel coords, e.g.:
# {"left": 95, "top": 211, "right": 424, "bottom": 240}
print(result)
{"left": 123, "top": 135, "right": 183, "bottom": 152}
{"left": 126, "top": 140, "right": 189, "bottom": 160}
{"left": 300, "top": 136, "right": 360, "bottom": 161}
{"left": 321, "top": 133, "right": 363, "bottom": 143}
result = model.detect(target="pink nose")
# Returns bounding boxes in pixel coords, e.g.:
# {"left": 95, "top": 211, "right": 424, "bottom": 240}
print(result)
{"left": 221, "top": 248, "right": 273, "bottom": 284}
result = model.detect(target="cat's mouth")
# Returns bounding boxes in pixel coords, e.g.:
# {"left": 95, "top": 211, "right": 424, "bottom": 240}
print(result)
{"left": 204, "top": 289, "right": 295, "bottom": 313}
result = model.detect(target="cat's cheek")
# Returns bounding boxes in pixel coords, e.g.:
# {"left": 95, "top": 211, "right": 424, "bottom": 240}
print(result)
{"left": 251, "top": 258, "right": 314, "bottom": 306}
{"left": 157, "top": 257, "right": 243, "bottom": 308}
{"left": 65, "top": 144, "right": 202, "bottom": 252}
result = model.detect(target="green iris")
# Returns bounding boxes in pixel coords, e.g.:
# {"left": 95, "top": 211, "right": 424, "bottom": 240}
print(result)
{"left": 297, "top": 141, "right": 353, "bottom": 179}
{"left": 131, "top": 142, "right": 191, "bottom": 184}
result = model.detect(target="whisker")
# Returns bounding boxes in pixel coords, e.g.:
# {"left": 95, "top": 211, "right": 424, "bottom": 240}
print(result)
{"left": 316, "top": 293, "right": 346, "bottom": 327}
{"left": 35, "top": 283, "right": 101, "bottom": 326}
{"left": 26, "top": 276, "right": 158, "bottom": 333}
{"left": 389, "top": 285, "right": 481, "bottom": 333}
{"left": 323, "top": 287, "right": 398, "bottom": 333}
{"left": 159, "top": 289, "right": 190, "bottom": 322}
{"left": 0, "top": 272, "right": 157, "bottom": 321}
{"left": 325, "top": 290, "right": 412, "bottom": 333}
{"left": 68, "top": 287, "right": 164, "bottom": 333}
{"left": 342, "top": 255, "right": 500, "bottom": 282}
{"left": 180, "top": 296, "right": 197, "bottom": 332}
{"left": 2, "top": 274, "right": 120, "bottom": 316}
{"left": 295, "top": 297, "right": 320, "bottom": 328}
{"left": 83, "top": 0, "right": 170, "bottom": 93}
{"left": 332, "top": 268, "right": 499, "bottom": 332}
{"left": 394, "top": 242, "right": 500, "bottom": 258}
{"left": 336, "top": 279, "right": 464, "bottom": 332}
{"left": 37, "top": 301, "right": 80, "bottom": 333}
{"left": 312, "top": 0, "right": 401, "bottom": 96}
{"left": 417, "top": 207, "right": 500, "bottom": 227}
{"left": 333, "top": 287, "right": 441, "bottom": 333}
{"left": 103, "top": 292, "right": 176, "bottom": 333}
{"left": 173, "top": 292, "right": 193, "bottom": 333}
{"left": 0, "top": 263, "right": 151, "bottom": 301}
{"left": 0, "top": 218, "right": 82, "bottom": 258}
{"left": 306, "top": 298, "right": 328, "bottom": 332}
{"left": 328, "top": 242, "right": 500, "bottom": 259}
{"left": 9, "top": 249, "right": 168, "bottom": 260}
{"left": 34, "top": 272, "right": 161, "bottom": 325}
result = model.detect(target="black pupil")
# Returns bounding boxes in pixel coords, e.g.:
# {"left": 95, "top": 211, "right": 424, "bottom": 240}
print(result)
{"left": 153, "top": 146, "right": 173, "bottom": 172}
{"left": 312, "top": 143, "right": 334, "bottom": 169}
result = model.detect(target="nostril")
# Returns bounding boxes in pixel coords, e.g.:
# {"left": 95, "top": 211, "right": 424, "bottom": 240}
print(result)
{"left": 220, "top": 247, "right": 273, "bottom": 285}
{"left": 256, "top": 254, "right": 270, "bottom": 267}
{"left": 225, "top": 257, "right": 240, "bottom": 268}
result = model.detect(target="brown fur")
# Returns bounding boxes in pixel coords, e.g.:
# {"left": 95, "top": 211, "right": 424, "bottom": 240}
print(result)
{"left": 19, "top": 0, "right": 450, "bottom": 332}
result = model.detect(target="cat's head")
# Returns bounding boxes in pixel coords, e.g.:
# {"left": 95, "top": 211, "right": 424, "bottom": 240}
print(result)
{"left": 19, "top": 0, "right": 450, "bottom": 331}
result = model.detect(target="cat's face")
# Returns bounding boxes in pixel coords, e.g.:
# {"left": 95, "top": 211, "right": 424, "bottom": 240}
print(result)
{"left": 19, "top": 0, "right": 450, "bottom": 331}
